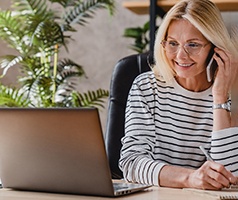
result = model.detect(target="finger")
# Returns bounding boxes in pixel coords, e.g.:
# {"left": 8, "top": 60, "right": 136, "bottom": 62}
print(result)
{"left": 222, "top": 171, "right": 237, "bottom": 185}
{"left": 214, "top": 49, "right": 231, "bottom": 73}
{"left": 213, "top": 53, "right": 225, "bottom": 71}
{"left": 214, "top": 48, "right": 231, "bottom": 61}
{"left": 198, "top": 162, "right": 226, "bottom": 189}
{"left": 209, "top": 162, "right": 236, "bottom": 186}
{"left": 206, "top": 164, "right": 229, "bottom": 188}
{"left": 205, "top": 178, "right": 223, "bottom": 190}
{"left": 200, "top": 182, "right": 221, "bottom": 190}
{"left": 213, "top": 51, "right": 232, "bottom": 92}
{"left": 214, "top": 164, "right": 237, "bottom": 184}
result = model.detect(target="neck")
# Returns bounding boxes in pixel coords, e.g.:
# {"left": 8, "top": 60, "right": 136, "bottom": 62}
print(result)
{"left": 175, "top": 77, "right": 212, "bottom": 92}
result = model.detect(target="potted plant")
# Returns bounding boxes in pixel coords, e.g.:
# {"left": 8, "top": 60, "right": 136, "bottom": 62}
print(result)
{"left": 123, "top": 21, "right": 150, "bottom": 53}
{"left": 123, "top": 20, "right": 160, "bottom": 53}
{"left": 0, "top": 0, "right": 115, "bottom": 108}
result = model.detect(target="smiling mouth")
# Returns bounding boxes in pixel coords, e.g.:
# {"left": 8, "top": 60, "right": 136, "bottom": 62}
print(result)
{"left": 176, "top": 62, "right": 194, "bottom": 68}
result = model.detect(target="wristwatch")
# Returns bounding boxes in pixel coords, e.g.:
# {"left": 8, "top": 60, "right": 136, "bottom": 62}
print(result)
{"left": 213, "top": 101, "right": 231, "bottom": 112}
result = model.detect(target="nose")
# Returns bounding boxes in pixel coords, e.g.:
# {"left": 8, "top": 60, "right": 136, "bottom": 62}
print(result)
{"left": 176, "top": 46, "right": 189, "bottom": 58}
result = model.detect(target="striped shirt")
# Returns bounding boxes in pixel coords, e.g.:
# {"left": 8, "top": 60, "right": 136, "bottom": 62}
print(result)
{"left": 119, "top": 71, "right": 238, "bottom": 186}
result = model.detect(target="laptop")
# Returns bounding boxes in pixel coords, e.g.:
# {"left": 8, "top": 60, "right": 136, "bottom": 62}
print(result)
{"left": 0, "top": 108, "right": 151, "bottom": 197}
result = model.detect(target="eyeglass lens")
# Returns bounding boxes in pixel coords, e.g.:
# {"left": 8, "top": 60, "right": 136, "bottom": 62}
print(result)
{"left": 162, "top": 41, "right": 205, "bottom": 55}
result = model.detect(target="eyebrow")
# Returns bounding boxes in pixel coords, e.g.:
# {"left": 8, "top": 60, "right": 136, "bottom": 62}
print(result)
{"left": 166, "top": 36, "right": 205, "bottom": 43}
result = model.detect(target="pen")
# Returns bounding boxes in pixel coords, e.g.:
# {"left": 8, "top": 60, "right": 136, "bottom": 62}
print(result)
{"left": 199, "top": 146, "right": 214, "bottom": 161}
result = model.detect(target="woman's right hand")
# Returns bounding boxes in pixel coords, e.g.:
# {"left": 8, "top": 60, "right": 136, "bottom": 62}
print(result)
{"left": 187, "top": 161, "right": 237, "bottom": 190}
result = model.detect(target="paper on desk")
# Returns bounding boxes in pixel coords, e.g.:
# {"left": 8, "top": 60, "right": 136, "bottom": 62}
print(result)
{"left": 184, "top": 188, "right": 238, "bottom": 200}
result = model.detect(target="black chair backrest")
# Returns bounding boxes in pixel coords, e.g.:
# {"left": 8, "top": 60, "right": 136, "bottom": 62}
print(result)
{"left": 105, "top": 52, "right": 152, "bottom": 179}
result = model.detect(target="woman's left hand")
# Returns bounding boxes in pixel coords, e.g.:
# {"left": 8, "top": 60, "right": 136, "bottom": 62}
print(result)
{"left": 212, "top": 48, "right": 238, "bottom": 104}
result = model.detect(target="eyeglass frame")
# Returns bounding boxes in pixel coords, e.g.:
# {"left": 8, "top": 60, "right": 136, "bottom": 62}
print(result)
{"left": 160, "top": 40, "right": 211, "bottom": 55}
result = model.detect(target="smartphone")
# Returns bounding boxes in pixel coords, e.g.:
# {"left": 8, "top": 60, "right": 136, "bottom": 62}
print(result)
{"left": 206, "top": 48, "right": 218, "bottom": 82}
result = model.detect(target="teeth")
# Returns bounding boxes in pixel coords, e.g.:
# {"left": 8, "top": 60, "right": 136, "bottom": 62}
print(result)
{"left": 178, "top": 63, "right": 192, "bottom": 67}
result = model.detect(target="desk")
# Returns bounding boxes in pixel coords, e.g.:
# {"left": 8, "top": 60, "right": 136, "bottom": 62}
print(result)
{"left": 122, "top": 0, "right": 238, "bottom": 51}
{"left": 0, "top": 187, "right": 217, "bottom": 200}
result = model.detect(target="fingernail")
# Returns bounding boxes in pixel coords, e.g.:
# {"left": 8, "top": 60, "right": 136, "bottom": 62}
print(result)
{"left": 229, "top": 177, "right": 237, "bottom": 184}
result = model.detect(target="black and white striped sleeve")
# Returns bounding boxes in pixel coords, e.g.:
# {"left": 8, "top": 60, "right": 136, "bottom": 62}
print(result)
{"left": 210, "top": 127, "right": 238, "bottom": 175}
{"left": 119, "top": 78, "right": 165, "bottom": 186}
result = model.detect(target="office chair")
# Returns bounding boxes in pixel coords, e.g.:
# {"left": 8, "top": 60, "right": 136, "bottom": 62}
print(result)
{"left": 105, "top": 52, "right": 153, "bottom": 179}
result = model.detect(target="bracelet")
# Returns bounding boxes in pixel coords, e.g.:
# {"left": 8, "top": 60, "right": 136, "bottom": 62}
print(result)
{"left": 213, "top": 101, "right": 231, "bottom": 112}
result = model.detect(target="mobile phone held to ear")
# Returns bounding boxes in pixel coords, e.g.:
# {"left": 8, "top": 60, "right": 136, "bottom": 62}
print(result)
{"left": 206, "top": 53, "right": 218, "bottom": 82}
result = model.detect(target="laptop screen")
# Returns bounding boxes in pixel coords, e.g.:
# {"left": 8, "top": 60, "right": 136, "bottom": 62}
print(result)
{"left": 0, "top": 108, "right": 115, "bottom": 196}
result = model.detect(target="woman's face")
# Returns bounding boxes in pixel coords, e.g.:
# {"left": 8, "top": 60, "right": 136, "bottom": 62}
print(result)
{"left": 165, "top": 19, "right": 212, "bottom": 82}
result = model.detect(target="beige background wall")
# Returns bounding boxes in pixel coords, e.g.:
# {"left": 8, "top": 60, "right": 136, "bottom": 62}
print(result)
{"left": 0, "top": 1, "right": 238, "bottom": 134}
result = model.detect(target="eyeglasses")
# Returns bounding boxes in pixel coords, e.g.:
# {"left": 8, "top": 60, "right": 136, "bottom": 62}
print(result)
{"left": 161, "top": 40, "right": 210, "bottom": 55}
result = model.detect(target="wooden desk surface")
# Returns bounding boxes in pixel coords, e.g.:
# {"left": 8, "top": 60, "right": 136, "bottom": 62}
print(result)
{"left": 123, "top": 0, "right": 238, "bottom": 15}
{"left": 0, "top": 187, "right": 217, "bottom": 200}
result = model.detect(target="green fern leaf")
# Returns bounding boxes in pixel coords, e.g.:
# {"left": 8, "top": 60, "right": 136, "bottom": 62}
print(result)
{"left": 0, "top": 55, "right": 23, "bottom": 77}
{"left": 0, "top": 85, "right": 30, "bottom": 107}
{"left": 13, "top": 0, "right": 50, "bottom": 16}
{"left": 0, "top": 11, "right": 28, "bottom": 52}
{"left": 31, "top": 20, "right": 65, "bottom": 49}
{"left": 70, "top": 89, "right": 109, "bottom": 108}
{"left": 62, "top": 0, "right": 114, "bottom": 28}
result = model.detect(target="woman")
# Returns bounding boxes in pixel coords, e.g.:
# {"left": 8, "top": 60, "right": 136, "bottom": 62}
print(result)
{"left": 119, "top": 0, "right": 238, "bottom": 190}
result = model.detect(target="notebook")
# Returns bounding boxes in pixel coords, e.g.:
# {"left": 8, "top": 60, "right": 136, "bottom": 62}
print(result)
{"left": 184, "top": 186, "right": 238, "bottom": 200}
{"left": 0, "top": 108, "right": 151, "bottom": 197}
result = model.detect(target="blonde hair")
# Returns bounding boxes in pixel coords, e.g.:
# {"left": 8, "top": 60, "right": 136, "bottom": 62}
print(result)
{"left": 153, "top": 0, "right": 238, "bottom": 82}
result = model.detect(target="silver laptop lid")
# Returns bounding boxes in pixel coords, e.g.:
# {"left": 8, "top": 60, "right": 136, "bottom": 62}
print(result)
{"left": 0, "top": 108, "right": 115, "bottom": 196}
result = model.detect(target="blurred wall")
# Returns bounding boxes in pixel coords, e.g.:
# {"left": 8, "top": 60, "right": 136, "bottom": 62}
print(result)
{"left": 0, "top": 1, "right": 238, "bottom": 134}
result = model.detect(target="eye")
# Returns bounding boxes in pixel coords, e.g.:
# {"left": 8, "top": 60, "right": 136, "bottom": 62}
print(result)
{"left": 168, "top": 41, "right": 179, "bottom": 47}
{"left": 187, "top": 43, "right": 201, "bottom": 48}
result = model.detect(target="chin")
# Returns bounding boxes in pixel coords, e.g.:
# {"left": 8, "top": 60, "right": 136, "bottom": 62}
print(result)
{"left": 175, "top": 72, "right": 190, "bottom": 79}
